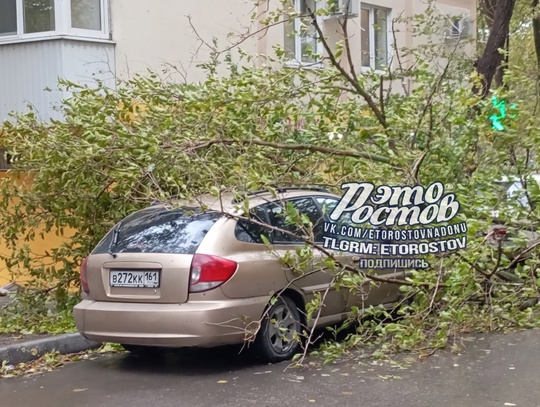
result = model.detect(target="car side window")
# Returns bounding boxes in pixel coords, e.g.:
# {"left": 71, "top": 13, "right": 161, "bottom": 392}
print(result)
{"left": 235, "top": 206, "right": 273, "bottom": 244}
{"left": 316, "top": 197, "right": 339, "bottom": 219}
{"left": 316, "top": 197, "right": 355, "bottom": 225}
{"left": 268, "top": 198, "right": 324, "bottom": 243}
{"left": 316, "top": 196, "right": 396, "bottom": 245}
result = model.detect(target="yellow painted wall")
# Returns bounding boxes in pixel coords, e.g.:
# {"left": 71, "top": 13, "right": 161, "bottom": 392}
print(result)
{"left": 0, "top": 172, "right": 74, "bottom": 287}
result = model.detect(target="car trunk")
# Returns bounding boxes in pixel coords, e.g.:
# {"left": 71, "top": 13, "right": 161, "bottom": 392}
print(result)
{"left": 86, "top": 253, "right": 195, "bottom": 304}
{"left": 86, "top": 206, "right": 221, "bottom": 304}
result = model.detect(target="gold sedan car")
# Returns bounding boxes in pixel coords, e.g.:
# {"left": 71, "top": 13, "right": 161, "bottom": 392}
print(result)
{"left": 74, "top": 188, "right": 403, "bottom": 362}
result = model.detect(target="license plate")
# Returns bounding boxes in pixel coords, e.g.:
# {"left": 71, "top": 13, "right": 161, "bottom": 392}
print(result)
{"left": 109, "top": 270, "right": 160, "bottom": 288}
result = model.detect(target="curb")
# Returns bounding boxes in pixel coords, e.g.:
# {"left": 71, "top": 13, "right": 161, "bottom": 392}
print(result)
{"left": 0, "top": 333, "right": 101, "bottom": 364}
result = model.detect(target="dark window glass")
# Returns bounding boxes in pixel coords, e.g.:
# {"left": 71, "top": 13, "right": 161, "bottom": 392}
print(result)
{"left": 317, "top": 196, "right": 389, "bottom": 226}
{"left": 267, "top": 197, "right": 324, "bottom": 243}
{"left": 235, "top": 206, "right": 273, "bottom": 244}
{"left": 316, "top": 196, "right": 395, "bottom": 245}
{"left": 316, "top": 196, "right": 355, "bottom": 227}
{"left": 0, "top": 0, "right": 17, "bottom": 35}
{"left": 93, "top": 208, "right": 221, "bottom": 255}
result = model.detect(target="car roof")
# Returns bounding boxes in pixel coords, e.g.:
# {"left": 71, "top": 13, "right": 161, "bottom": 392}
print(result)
{"left": 150, "top": 189, "right": 340, "bottom": 215}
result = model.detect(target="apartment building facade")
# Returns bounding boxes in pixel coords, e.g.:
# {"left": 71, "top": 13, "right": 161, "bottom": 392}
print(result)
{"left": 0, "top": 0, "right": 476, "bottom": 122}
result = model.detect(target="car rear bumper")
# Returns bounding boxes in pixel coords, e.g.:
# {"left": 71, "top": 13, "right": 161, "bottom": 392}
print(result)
{"left": 73, "top": 296, "right": 269, "bottom": 348}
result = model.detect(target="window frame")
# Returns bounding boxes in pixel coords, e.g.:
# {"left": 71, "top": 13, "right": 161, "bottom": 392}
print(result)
{"left": 0, "top": 0, "right": 110, "bottom": 44}
{"left": 360, "top": 3, "right": 391, "bottom": 72}
{"left": 284, "top": 0, "right": 324, "bottom": 69}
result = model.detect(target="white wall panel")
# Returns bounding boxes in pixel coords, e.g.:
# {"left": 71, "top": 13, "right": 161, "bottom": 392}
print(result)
{"left": 0, "top": 38, "right": 115, "bottom": 121}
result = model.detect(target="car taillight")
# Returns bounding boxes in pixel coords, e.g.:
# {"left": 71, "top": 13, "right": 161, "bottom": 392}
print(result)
{"left": 80, "top": 256, "right": 90, "bottom": 293}
{"left": 189, "top": 254, "right": 237, "bottom": 293}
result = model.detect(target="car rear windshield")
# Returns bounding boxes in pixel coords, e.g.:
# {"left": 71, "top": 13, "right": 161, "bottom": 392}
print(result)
{"left": 93, "top": 207, "right": 222, "bottom": 255}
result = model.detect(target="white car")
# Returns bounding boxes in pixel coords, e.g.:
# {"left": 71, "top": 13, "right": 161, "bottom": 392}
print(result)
{"left": 491, "top": 174, "right": 540, "bottom": 219}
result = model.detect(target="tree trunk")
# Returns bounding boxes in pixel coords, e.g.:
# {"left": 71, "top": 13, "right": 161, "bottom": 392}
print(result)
{"left": 533, "top": 0, "right": 540, "bottom": 69}
{"left": 475, "top": 0, "right": 517, "bottom": 97}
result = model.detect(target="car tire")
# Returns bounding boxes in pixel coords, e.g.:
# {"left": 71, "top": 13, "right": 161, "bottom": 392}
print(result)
{"left": 255, "top": 295, "right": 302, "bottom": 363}
{"left": 121, "top": 344, "right": 160, "bottom": 357}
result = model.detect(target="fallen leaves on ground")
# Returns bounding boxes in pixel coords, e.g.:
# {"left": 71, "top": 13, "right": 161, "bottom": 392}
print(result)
{"left": 1, "top": 351, "right": 87, "bottom": 378}
{"left": 0, "top": 343, "right": 123, "bottom": 379}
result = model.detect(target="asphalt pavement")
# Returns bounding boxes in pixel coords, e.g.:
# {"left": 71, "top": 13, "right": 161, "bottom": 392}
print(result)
{"left": 0, "top": 329, "right": 539, "bottom": 407}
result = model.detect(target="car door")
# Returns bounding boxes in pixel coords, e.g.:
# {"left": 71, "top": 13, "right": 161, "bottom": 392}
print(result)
{"left": 314, "top": 196, "right": 404, "bottom": 312}
{"left": 261, "top": 197, "right": 348, "bottom": 319}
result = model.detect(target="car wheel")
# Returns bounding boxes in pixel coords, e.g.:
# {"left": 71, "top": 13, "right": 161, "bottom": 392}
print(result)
{"left": 255, "top": 296, "right": 302, "bottom": 363}
{"left": 121, "top": 344, "right": 160, "bottom": 357}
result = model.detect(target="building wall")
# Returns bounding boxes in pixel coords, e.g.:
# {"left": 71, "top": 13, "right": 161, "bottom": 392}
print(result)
{"left": 412, "top": 0, "right": 476, "bottom": 55}
{"left": 110, "top": 0, "right": 476, "bottom": 81}
{"left": 0, "top": 40, "right": 64, "bottom": 122}
{"left": 0, "top": 0, "right": 476, "bottom": 122}
{"left": 0, "top": 172, "right": 74, "bottom": 287}
{"left": 0, "top": 38, "right": 115, "bottom": 122}
{"left": 110, "top": 0, "right": 260, "bottom": 82}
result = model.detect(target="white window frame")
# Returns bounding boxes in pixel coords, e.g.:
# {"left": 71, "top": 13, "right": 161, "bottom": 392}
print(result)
{"left": 285, "top": 0, "right": 324, "bottom": 69}
{"left": 360, "top": 4, "right": 391, "bottom": 72}
{"left": 0, "top": 0, "right": 110, "bottom": 44}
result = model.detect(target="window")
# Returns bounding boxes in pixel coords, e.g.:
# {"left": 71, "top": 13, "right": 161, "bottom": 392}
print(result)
{"left": 316, "top": 197, "right": 355, "bottom": 228}
{"left": 236, "top": 198, "right": 325, "bottom": 244}
{"left": 449, "top": 18, "right": 462, "bottom": 38}
{"left": 447, "top": 17, "right": 469, "bottom": 40}
{"left": 71, "top": 0, "right": 101, "bottom": 31}
{"left": 316, "top": 196, "right": 396, "bottom": 245}
{"left": 93, "top": 208, "right": 222, "bottom": 255}
{"left": 284, "top": 0, "right": 320, "bottom": 65}
{"left": 0, "top": 0, "right": 17, "bottom": 36}
{"left": 0, "top": 0, "right": 108, "bottom": 41}
{"left": 235, "top": 207, "right": 273, "bottom": 244}
{"left": 360, "top": 5, "right": 389, "bottom": 70}
{"left": 267, "top": 198, "right": 324, "bottom": 243}
{"left": 316, "top": 197, "right": 340, "bottom": 218}
{"left": 24, "top": 0, "right": 55, "bottom": 33}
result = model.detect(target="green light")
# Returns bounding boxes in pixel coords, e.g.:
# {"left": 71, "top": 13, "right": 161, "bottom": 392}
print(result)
{"left": 490, "top": 96, "right": 506, "bottom": 131}
{"left": 490, "top": 96, "right": 517, "bottom": 131}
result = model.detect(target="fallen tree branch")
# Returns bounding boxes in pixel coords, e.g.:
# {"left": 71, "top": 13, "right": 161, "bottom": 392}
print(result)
{"left": 504, "top": 240, "right": 540, "bottom": 270}
{"left": 182, "top": 138, "right": 393, "bottom": 165}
